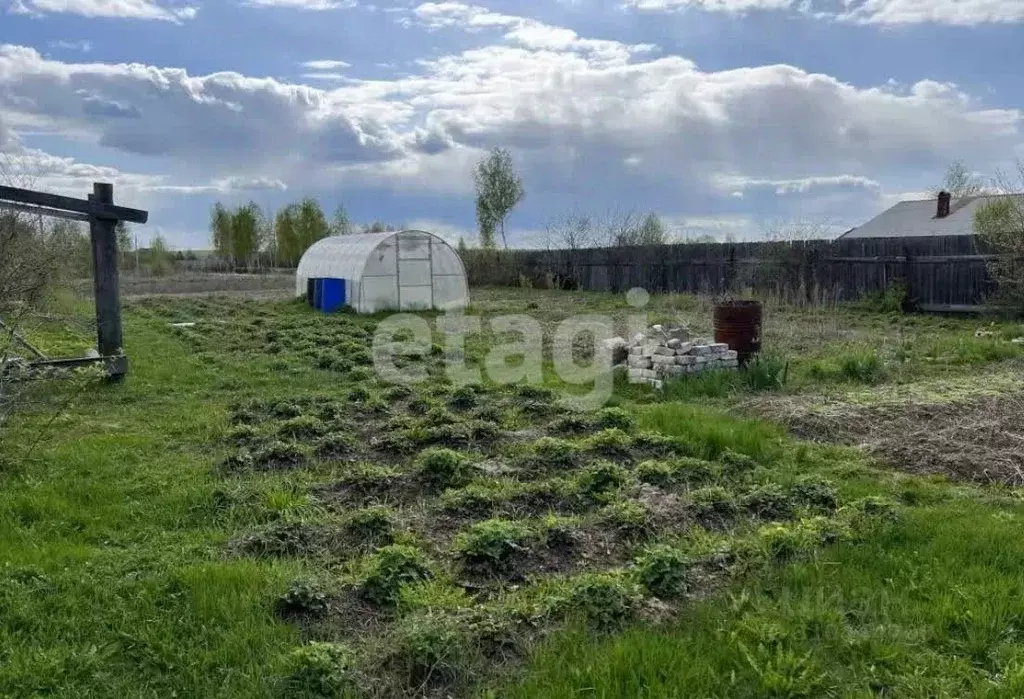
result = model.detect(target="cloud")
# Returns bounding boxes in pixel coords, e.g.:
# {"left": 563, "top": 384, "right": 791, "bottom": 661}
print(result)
{"left": 1, "top": 2, "right": 1022, "bottom": 235}
{"left": 409, "top": 2, "right": 657, "bottom": 64}
{"left": 301, "top": 59, "right": 352, "bottom": 70}
{"left": 623, "top": 0, "right": 1024, "bottom": 25}
{"left": 10, "top": 0, "right": 198, "bottom": 21}
{"left": 714, "top": 174, "right": 883, "bottom": 195}
{"left": 48, "top": 40, "right": 93, "bottom": 52}
{"left": 243, "top": 0, "right": 357, "bottom": 10}
{"left": 0, "top": 45, "right": 405, "bottom": 177}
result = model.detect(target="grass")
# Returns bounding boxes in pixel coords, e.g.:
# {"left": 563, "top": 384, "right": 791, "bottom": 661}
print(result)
{"left": 3, "top": 288, "right": 1024, "bottom": 698}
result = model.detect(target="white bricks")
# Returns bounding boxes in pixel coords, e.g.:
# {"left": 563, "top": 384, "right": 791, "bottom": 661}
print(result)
{"left": 627, "top": 324, "right": 740, "bottom": 388}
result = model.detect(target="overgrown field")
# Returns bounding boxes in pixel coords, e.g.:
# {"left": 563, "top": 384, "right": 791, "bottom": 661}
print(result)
{"left": 2, "top": 289, "right": 1023, "bottom": 698}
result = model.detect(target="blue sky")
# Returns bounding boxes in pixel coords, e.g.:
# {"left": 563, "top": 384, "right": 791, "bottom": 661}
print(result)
{"left": 2, "top": 0, "right": 1023, "bottom": 248}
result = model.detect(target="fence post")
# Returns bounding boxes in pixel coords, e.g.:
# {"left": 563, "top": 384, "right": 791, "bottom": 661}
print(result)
{"left": 89, "top": 182, "right": 127, "bottom": 379}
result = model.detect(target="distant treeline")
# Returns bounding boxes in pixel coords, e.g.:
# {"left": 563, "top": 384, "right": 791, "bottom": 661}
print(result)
{"left": 209, "top": 199, "right": 403, "bottom": 271}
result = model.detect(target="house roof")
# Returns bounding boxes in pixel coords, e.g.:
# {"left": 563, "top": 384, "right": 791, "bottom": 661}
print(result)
{"left": 840, "top": 193, "right": 1024, "bottom": 239}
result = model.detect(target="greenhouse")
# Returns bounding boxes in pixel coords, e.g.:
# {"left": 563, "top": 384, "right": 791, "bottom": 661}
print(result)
{"left": 294, "top": 230, "right": 470, "bottom": 313}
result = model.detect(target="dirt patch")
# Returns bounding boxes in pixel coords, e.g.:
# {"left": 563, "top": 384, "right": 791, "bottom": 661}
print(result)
{"left": 754, "top": 393, "right": 1024, "bottom": 486}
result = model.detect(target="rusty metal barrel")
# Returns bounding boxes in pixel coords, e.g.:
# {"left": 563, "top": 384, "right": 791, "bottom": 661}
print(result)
{"left": 714, "top": 300, "right": 762, "bottom": 365}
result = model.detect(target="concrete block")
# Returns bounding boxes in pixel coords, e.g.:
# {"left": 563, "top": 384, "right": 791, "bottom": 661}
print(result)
{"left": 692, "top": 345, "right": 712, "bottom": 356}
{"left": 674, "top": 342, "right": 693, "bottom": 355}
{"left": 652, "top": 354, "right": 677, "bottom": 366}
{"left": 666, "top": 338, "right": 682, "bottom": 349}
{"left": 653, "top": 346, "right": 676, "bottom": 356}
{"left": 629, "top": 346, "right": 643, "bottom": 355}
{"left": 710, "top": 343, "right": 729, "bottom": 352}
{"left": 676, "top": 355, "right": 696, "bottom": 365}
{"left": 628, "top": 357, "right": 652, "bottom": 369}
{"left": 723, "top": 349, "right": 739, "bottom": 360}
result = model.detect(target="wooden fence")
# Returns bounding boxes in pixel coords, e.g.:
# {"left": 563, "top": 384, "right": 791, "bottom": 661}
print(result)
{"left": 462, "top": 235, "right": 997, "bottom": 311}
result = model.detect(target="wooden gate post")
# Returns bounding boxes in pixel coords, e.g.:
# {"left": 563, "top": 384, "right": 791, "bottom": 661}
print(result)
{"left": 89, "top": 182, "right": 127, "bottom": 379}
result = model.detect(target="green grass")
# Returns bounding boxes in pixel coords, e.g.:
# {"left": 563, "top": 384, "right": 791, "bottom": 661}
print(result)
{"left": 4, "top": 290, "right": 1024, "bottom": 698}
{"left": 498, "top": 500, "right": 1024, "bottom": 699}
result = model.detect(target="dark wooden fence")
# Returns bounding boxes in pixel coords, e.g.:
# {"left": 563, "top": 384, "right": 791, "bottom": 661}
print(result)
{"left": 462, "top": 235, "right": 997, "bottom": 311}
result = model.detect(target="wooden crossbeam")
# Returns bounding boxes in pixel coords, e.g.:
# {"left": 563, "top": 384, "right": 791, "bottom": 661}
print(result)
{"left": 0, "top": 184, "right": 148, "bottom": 223}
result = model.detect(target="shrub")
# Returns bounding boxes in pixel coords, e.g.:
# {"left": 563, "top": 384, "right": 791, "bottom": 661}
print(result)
{"left": 277, "top": 580, "right": 329, "bottom": 615}
{"left": 284, "top": 642, "right": 354, "bottom": 696}
{"left": 757, "top": 523, "right": 818, "bottom": 561}
{"left": 346, "top": 505, "right": 396, "bottom": 541}
{"left": 743, "top": 483, "right": 795, "bottom": 520}
{"left": 425, "top": 406, "right": 458, "bottom": 427}
{"left": 416, "top": 448, "right": 475, "bottom": 487}
{"left": 584, "top": 428, "right": 634, "bottom": 459}
{"left": 454, "top": 519, "right": 534, "bottom": 574}
{"left": 512, "top": 384, "right": 555, "bottom": 402}
{"left": 438, "top": 484, "right": 500, "bottom": 517}
{"left": 719, "top": 449, "right": 758, "bottom": 475}
{"left": 790, "top": 477, "right": 838, "bottom": 513}
{"left": 347, "top": 386, "right": 372, "bottom": 403}
{"left": 521, "top": 437, "right": 580, "bottom": 471}
{"left": 547, "top": 412, "right": 595, "bottom": 436}
{"left": 315, "top": 432, "right": 357, "bottom": 460}
{"left": 636, "top": 545, "right": 690, "bottom": 598}
{"left": 361, "top": 545, "right": 432, "bottom": 607}
{"left": 540, "top": 514, "right": 580, "bottom": 549}
{"left": 691, "top": 486, "right": 739, "bottom": 523}
{"left": 226, "top": 424, "right": 262, "bottom": 447}
{"left": 389, "top": 613, "right": 470, "bottom": 689}
{"left": 270, "top": 400, "right": 304, "bottom": 419}
{"left": 277, "top": 416, "right": 326, "bottom": 440}
{"left": 449, "top": 384, "right": 479, "bottom": 410}
{"left": 599, "top": 500, "right": 652, "bottom": 537}
{"left": 577, "top": 461, "right": 631, "bottom": 496}
{"left": 672, "top": 457, "right": 719, "bottom": 486}
{"left": 252, "top": 441, "right": 307, "bottom": 470}
{"left": 636, "top": 460, "right": 675, "bottom": 487}
{"left": 595, "top": 406, "right": 637, "bottom": 432}
{"left": 232, "top": 521, "right": 323, "bottom": 558}
{"left": 473, "top": 405, "right": 504, "bottom": 424}
{"left": 382, "top": 384, "right": 414, "bottom": 402}
{"left": 560, "top": 574, "right": 643, "bottom": 631}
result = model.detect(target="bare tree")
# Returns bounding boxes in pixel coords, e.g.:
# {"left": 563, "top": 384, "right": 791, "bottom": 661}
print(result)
{"left": 474, "top": 147, "right": 525, "bottom": 249}
{"left": 974, "top": 159, "right": 1024, "bottom": 315}
{"left": 936, "top": 159, "right": 985, "bottom": 200}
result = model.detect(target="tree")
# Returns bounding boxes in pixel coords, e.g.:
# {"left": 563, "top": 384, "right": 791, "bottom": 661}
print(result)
{"left": 937, "top": 160, "right": 984, "bottom": 200}
{"left": 275, "top": 204, "right": 300, "bottom": 267}
{"left": 210, "top": 202, "right": 233, "bottom": 262}
{"left": 604, "top": 210, "right": 668, "bottom": 247}
{"left": 296, "top": 198, "right": 330, "bottom": 253}
{"left": 474, "top": 147, "right": 524, "bottom": 249}
{"left": 331, "top": 205, "right": 352, "bottom": 236}
{"left": 974, "top": 159, "right": 1024, "bottom": 315}
{"left": 148, "top": 235, "right": 172, "bottom": 276}
{"left": 230, "top": 202, "right": 264, "bottom": 269}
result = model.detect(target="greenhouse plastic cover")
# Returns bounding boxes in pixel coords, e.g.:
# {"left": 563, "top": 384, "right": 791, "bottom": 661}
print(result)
{"left": 295, "top": 230, "right": 469, "bottom": 313}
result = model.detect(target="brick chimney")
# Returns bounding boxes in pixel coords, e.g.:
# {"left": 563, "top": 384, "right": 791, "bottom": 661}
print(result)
{"left": 936, "top": 191, "right": 952, "bottom": 218}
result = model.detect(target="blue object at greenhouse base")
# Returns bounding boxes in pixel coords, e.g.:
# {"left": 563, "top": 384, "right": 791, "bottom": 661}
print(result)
{"left": 319, "top": 278, "right": 346, "bottom": 312}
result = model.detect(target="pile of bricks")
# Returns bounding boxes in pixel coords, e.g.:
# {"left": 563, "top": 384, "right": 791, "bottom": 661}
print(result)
{"left": 626, "top": 324, "right": 739, "bottom": 389}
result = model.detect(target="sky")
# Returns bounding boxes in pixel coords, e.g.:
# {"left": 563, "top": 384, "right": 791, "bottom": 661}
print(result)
{"left": 2, "top": 0, "right": 1023, "bottom": 249}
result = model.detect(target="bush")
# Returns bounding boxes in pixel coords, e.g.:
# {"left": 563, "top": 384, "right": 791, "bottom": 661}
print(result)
{"left": 600, "top": 500, "right": 652, "bottom": 538}
{"left": 595, "top": 407, "right": 636, "bottom": 432}
{"left": 449, "top": 384, "right": 480, "bottom": 410}
{"left": 577, "top": 461, "right": 631, "bottom": 496}
{"left": 521, "top": 437, "right": 580, "bottom": 471}
{"left": 252, "top": 441, "right": 307, "bottom": 470}
{"left": 790, "top": 477, "right": 838, "bottom": 513}
{"left": 583, "top": 428, "right": 634, "bottom": 459}
{"left": 839, "top": 350, "right": 886, "bottom": 384}
{"left": 345, "top": 505, "right": 396, "bottom": 541}
{"left": 547, "top": 412, "right": 595, "bottom": 436}
{"left": 416, "top": 448, "right": 474, "bottom": 488}
{"left": 454, "top": 519, "right": 535, "bottom": 574}
{"left": 360, "top": 545, "right": 432, "bottom": 607}
{"left": 315, "top": 432, "right": 357, "bottom": 460}
{"left": 636, "top": 545, "right": 690, "bottom": 598}
{"left": 636, "top": 460, "right": 675, "bottom": 488}
{"left": 691, "top": 486, "right": 739, "bottom": 523}
{"left": 559, "top": 574, "right": 643, "bottom": 631}
{"left": 743, "top": 483, "right": 795, "bottom": 521}
{"left": 277, "top": 580, "right": 329, "bottom": 615}
{"left": 389, "top": 613, "right": 470, "bottom": 689}
{"left": 284, "top": 642, "right": 354, "bottom": 696}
